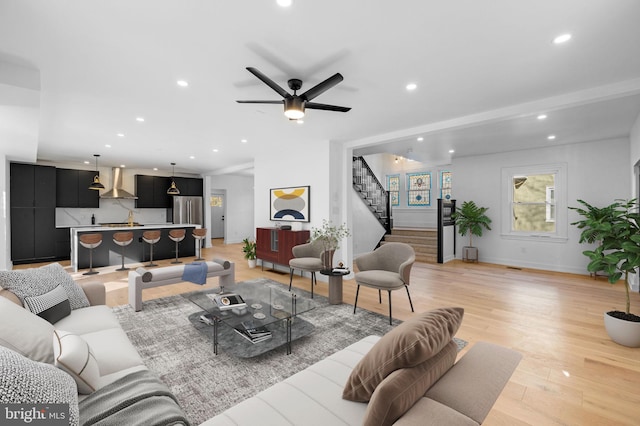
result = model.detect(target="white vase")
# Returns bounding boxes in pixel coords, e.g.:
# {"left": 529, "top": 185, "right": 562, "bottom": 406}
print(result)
{"left": 604, "top": 312, "right": 640, "bottom": 348}
{"left": 248, "top": 259, "right": 257, "bottom": 269}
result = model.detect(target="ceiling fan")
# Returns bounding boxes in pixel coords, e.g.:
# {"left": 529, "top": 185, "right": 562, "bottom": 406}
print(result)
{"left": 236, "top": 67, "right": 351, "bottom": 119}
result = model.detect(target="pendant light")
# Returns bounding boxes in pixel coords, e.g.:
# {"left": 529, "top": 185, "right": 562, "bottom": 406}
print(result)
{"left": 88, "top": 154, "right": 105, "bottom": 190}
{"left": 167, "top": 162, "right": 180, "bottom": 195}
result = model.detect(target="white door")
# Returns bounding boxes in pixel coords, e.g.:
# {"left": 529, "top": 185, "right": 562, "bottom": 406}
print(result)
{"left": 210, "top": 193, "right": 225, "bottom": 239}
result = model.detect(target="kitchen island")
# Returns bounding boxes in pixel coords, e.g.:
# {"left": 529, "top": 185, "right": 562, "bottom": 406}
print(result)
{"left": 70, "top": 223, "right": 200, "bottom": 272}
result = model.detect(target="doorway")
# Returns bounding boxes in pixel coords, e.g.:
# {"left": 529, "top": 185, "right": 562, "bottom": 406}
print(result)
{"left": 210, "top": 193, "right": 225, "bottom": 239}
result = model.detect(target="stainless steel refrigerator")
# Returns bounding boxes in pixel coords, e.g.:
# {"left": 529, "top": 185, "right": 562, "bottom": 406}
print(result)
{"left": 172, "top": 196, "right": 204, "bottom": 225}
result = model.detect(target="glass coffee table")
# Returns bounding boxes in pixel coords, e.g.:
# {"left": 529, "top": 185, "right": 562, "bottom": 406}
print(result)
{"left": 188, "top": 281, "right": 316, "bottom": 357}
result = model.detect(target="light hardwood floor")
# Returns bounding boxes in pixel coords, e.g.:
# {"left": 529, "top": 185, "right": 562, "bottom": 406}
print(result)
{"left": 17, "top": 239, "right": 640, "bottom": 425}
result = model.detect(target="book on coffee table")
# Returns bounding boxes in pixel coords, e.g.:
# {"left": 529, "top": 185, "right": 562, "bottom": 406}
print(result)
{"left": 235, "top": 321, "right": 272, "bottom": 344}
{"left": 208, "top": 293, "right": 247, "bottom": 311}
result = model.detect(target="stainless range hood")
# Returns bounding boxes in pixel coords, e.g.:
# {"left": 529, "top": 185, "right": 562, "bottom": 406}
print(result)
{"left": 100, "top": 167, "right": 138, "bottom": 199}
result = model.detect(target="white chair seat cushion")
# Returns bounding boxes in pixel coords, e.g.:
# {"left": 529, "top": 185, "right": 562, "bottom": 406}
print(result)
{"left": 289, "top": 257, "right": 323, "bottom": 271}
{"left": 355, "top": 270, "right": 404, "bottom": 290}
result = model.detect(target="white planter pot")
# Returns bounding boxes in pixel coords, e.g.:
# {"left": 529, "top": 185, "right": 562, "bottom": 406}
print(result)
{"left": 604, "top": 312, "right": 640, "bottom": 348}
{"left": 248, "top": 259, "right": 257, "bottom": 269}
{"left": 462, "top": 246, "right": 478, "bottom": 262}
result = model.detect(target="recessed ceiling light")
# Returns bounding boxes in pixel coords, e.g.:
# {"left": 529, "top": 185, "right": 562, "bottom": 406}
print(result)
{"left": 449, "top": 149, "right": 455, "bottom": 154}
{"left": 277, "top": 0, "right": 292, "bottom": 7}
{"left": 406, "top": 83, "right": 417, "bottom": 91}
{"left": 417, "top": 137, "right": 424, "bottom": 141}
{"left": 553, "top": 33, "right": 572, "bottom": 44}
{"left": 84, "top": 161, "right": 90, "bottom": 165}
{"left": 136, "top": 117, "right": 145, "bottom": 122}
{"left": 212, "top": 149, "right": 219, "bottom": 153}
{"left": 105, "top": 144, "right": 111, "bottom": 148}
{"left": 547, "top": 135, "right": 556, "bottom": 140}
{"left": 153, "top": 168, "right": 158, "bottom": 171}
{"left": 189, "top": 155, "right": 195, "bottom": 159}
{"left": 537, "top": 114, "right": 547, "bottom": 120}
{"left": 177, "top": 80, "right": 189, "bottom": 87}
{"left": 120, "top": 164, "right": 126, "bottom": 168}
{"left": 241, "top": 139, "right": 248, "bottom": 143}
{"left": 117, "top": 133, "right": 125, "bottom": 137}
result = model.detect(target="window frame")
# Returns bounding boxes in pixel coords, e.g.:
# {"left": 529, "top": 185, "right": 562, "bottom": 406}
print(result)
{"left": 501, "top": 163, "right": 568, "bottom": 242}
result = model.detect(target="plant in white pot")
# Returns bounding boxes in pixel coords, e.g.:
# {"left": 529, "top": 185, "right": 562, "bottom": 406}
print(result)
{"left": 570, "top": 198, "right": 640, "bottom": 347}
{"left": 310, "top": 219, "right": 351, "bottom": 269}
{"left": 451, "top": 200, "right": 492, "bottom": 262}
{"left": 242, "top": 238, "right": 257, "bottom": 268}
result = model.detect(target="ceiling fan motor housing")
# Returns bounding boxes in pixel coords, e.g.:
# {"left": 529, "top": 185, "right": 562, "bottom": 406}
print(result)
{"left": 288, "top": 79, "right": 303, "bottom": 92}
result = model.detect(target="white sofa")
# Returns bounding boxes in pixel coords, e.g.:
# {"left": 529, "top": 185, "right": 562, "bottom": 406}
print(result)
{"left": 128, "top": 259, "right": 235, "bottom": 311}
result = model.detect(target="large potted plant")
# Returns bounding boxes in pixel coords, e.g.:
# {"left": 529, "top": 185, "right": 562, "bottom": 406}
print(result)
{"left": 310, "top": 219, "right": 351, "bottom": 269}
{"left": 570, "top": 199, "right": 640, "bottom": 347}
{"left": 452, "top": 200, "right": 492, "bottom": 262}
{"left": 242, "top": 238, "right": 257, "bottom": 268}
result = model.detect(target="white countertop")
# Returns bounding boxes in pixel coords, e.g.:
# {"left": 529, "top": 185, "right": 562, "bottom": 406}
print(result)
{"left": 66, "top": 223, "right": 198, "bottom": 231}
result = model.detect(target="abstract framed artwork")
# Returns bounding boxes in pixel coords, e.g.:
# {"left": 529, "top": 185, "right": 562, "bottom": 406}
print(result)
{"left": 407, "top": 172, "right": 431, "bottom": 207}
{"left": 270, "top": 186, "right": 310, "bottom": 222}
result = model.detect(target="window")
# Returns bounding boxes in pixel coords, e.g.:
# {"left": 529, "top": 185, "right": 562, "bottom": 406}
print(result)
{"left": 387, "top": 174, "right": 400, "bottom": 206}
{"left": 440, "top": 170, "right": 452, "bottom": 200}
{"left": 407, "top": 172, "right": 431, "bottom": 206}
{"left": 501, "top": 164, "right": 567, "bottom": 241}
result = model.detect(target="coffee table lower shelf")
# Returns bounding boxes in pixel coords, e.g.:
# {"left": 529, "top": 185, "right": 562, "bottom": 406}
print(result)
{"left": 188, "top": 311, "right": 315, "bottom": 358}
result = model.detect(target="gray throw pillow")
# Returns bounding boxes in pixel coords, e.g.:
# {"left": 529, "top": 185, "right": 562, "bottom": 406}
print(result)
{"left": 0, "top": 346, "right": 79, "bottom": 426}
{"left": 24, "top": 285, "right": 72, "bottom": 324}
{"left": 0, "top": 263, "right": 89, "bottom": 310}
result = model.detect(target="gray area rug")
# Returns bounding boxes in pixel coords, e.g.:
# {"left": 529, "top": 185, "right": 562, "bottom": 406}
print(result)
{"left": 112, "top": 278, "right": 466, "bottom": 425}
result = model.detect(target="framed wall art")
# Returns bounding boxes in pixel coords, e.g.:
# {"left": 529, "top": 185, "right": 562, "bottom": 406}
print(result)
{"left": 270, "top": 185, "right": 310, "bottom": 222}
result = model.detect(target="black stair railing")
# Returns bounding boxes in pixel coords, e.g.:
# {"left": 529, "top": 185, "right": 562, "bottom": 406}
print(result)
{"left": 352, "top": 156, "right": 392, "bottom": 234}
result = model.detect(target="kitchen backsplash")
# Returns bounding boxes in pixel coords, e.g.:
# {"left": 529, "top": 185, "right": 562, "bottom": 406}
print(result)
{"left": 56, "top": 198, "right": 169, "bottom": 227}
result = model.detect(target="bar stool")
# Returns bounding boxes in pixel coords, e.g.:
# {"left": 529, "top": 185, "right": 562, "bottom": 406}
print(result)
{"left": 79, "top": 233, "right": 102, "bottom": 275}
{"left": 142, "top": 230, "right": 161, "bottom": 267}
{"left": 168, "top": 229, "right": 186, "bottom": 264}
{"left": 113, "top": 231, "right": 134, "bottom": 271}
{"left": 192, "top": 228, "right": 207, "bottom": 261}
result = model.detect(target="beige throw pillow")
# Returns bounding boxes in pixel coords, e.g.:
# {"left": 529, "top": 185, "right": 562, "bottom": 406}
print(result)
{"left": 362, "top": 340, "right": 458, "bottom": 426}
{"left": 342, "top": 307, "right": 464, "bottom": 402}
{"left": 53, "top": 330, "right": 101, "bottom": 394}
{"left": 0, "top": 296, "right": 55, "bottom": 363}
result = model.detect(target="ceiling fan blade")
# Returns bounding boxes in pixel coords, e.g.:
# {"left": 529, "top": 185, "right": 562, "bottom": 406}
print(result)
{"left": 245, "top": 67, "right": 290, "bottom": 98}
{"left": 236, "top": 100, "right": 284, "bottom": 104}
{"left": 305, "top": 102, "right": 351, "bottom": 112}
{"left": 300, "top": 73, "right": 344, "bottom": 102}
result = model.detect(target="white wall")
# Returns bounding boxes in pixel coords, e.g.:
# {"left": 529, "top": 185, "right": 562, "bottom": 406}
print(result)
{"left": 207, "top": 174, "right": 254, "bottom": 244}
{"left": 451, "top": 137, "right": 631, "bottom": 274}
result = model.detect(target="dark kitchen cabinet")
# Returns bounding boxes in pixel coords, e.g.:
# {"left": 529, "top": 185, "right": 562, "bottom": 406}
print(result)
{"left": 55, "top": 227, "right": 71, "bottom": 260}
{"left": 56, "top": 168, "right": 100, "bottom": 208}
{"left": 135, "top": 175, "right": 172, "bottom": 208}
{"left": 9, "top": 163, "right": 57, "bottom": 263}
{"left": 172, "top": 177, "right": 203, "bottom": 196}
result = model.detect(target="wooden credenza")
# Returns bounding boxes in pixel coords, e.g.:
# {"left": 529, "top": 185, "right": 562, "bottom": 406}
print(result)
{"left": 256, "top": 227, "right": 310, "bottom": 268}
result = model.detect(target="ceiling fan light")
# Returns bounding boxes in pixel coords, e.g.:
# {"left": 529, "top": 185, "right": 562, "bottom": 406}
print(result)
{"left": 284, "top": 97, "right": 305, "bottom": 119}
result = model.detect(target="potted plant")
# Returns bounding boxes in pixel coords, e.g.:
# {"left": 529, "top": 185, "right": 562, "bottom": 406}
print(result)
{"left": 570, "top": 199, "right": 640, "bottom": 347}
{"left": 310, "top": 219, "right": 351, "bottom": 269}
{"left": 242, "top": 238, "right": 257, "bottom": 268}
{"left": 451, "top": 200, "right": 492, "bottom": 262}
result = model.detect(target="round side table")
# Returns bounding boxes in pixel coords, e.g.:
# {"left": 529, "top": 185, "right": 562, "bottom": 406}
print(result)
{"left": 320, "top": 269, "right": 350, "bottom": 305}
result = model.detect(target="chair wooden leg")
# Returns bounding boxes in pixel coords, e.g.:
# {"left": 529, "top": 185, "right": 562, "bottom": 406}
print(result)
{"left": 405, "top": 285, "right": 415, "bottom": 312}
{"left": 388, "top": 290, "right": 393, "bottom": 325}
{"left": 353, "top": 285, "right": 361, "bottom": 314}
{"left": 289, "top": 268, "right": 294, "bottom": 291}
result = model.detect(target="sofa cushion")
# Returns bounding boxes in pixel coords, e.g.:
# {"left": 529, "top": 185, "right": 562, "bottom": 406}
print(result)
{"left": 342, "top": 307, "right": 464, "bottom": 402}
{"left": 81, "top": 328, "right": 145, "bottom": 376}
{"left": 393, "top": 398, "right": 479, "bottom": 426}
{"left": 53, "top": 330, "right": 101, "bottom": 395}
{"left": 54, "top": 305, "right": 122, "bottom": 335}
{"left": 0, "top": 346, "right": 79, "bottom": 426}
{"left": 0, "top": 262, "right": 90, "bottom": 310}
{"left": 0, "top": 296, "right": 55, "bottom": 363}
{"left": 24, "top": 284, "right": 72, "bottom": 324}
{"left": 362, "top": 340, "right": 458, "bottom": 426}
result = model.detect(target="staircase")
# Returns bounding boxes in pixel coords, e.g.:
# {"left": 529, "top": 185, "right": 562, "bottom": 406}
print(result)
{"left": 382, "top": 228, "right": 438, "bottom": 263}
{"left": 352, "top": 157, "right": 391, "bottom": 233}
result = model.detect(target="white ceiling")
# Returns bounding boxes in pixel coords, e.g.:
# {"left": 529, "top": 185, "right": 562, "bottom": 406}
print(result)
{"left": 1, "top": 0, "right": 640, "bottom": 175}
